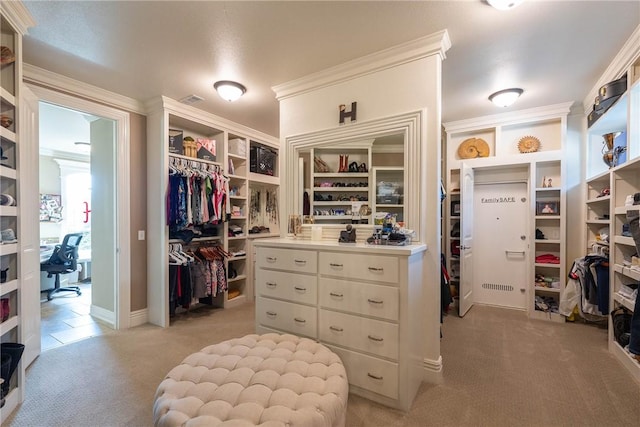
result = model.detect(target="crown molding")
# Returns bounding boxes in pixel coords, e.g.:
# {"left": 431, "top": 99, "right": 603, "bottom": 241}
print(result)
{"left": 582, "top": 24, "right": 640, "bottom": 114}
{"left": 272, "top": 30, "right": 451, "bottom": 101}
{"left": 145, "top": 96, "right": 279, "bottom": 143}
{"left": 23, "top": 63, "right": 147, "bottom": 115}
{"left": 0, "top": 0, "right": 36, "bottom": 35}
{"left": 443, "top": 101, "right": 574, "bottom": 133}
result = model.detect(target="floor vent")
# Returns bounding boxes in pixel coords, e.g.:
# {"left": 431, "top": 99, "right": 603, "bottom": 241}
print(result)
{"left": 482, "top": 283, "right": 514, "bottom": 292}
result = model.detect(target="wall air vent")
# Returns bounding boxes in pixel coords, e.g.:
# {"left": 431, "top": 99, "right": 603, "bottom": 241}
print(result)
{"left": 482, "top": 283, "right": 514, "bottom": 292}
{"left": 179, "top": 94, "right": 204, "bottom": 105}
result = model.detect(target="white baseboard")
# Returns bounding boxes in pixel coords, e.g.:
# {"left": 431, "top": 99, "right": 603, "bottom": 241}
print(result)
{"left": 129, "top": 308, "right": 148, "bottom": 327}
{"left": 90, "top": 305, "right": 116, "bottom": 328}
{"left": 423, "top": 356, "right": 443, "bottom": 384}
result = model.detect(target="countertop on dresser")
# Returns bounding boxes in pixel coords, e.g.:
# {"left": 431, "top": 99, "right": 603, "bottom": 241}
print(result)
{"left": 252, "top": 238, "right": 427, "bottom": 255}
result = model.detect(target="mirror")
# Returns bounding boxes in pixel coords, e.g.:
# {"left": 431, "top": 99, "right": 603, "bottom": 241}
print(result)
{"left": 283, "top": 111, "right": 424, "bottom": 239}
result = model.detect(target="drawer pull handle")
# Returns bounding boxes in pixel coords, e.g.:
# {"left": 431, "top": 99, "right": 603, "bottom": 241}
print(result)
{"left": 266, "top": 282, "right": 277, "bottom": 287}
{"left": 330, "top": 292, "right": 344, "bottom": 298}
{"left": 368, "top": 335, "right": 384, "bottom": 342}
{"left": 294, "top": 317, "right": 306, "bottom": 323}
{"left": 367, "top": 298, "right": 383, "bottom": 304}
{"left": 266, "top": 257, "right": 277, "bottom": 262}
{"left": 329, "top": 263, "right": 344, "bottom": 267}
{"left": 368, "top": 267, "right": 384, "bottom": 272}
{"left": 329, "top": 326, "right": 344, "bottom": 332}
{"left": 294, "top": 259, "right": 307, "bottom": 264}
{"left": 367, "top": 373, "right": 383, "bottom": 381}
{"left": 294, "top": 286, "right": 307, "bottom": 292}
{"left": 266, "top": 311, "right": 277, "bottom": 317}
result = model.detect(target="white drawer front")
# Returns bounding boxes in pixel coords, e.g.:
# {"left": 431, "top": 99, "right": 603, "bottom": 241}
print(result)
{"left": 256, "top": 297, "right": 317, "bottom": 339}
{"left": 318, "top": 277, "right": 399, "bottom": 321}
{"left": 320, "top": 310, "right": 399, "bottom": 360}
{"left": 319, "top": 252, "right": 398, "bottom": 283}
{"left": 257, "top": 269, "right": 317, "bottom": 305}
{"left": 326, "top": 344, "right": 398, "bottom": 400}
{"left": 257, "top": 247, "right": 317, "bottom": 274}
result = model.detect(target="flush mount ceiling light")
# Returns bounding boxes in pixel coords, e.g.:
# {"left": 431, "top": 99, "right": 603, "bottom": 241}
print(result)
{"left": 488, "top": 88, "right": 524, "bottom": 107}
{"left": 214, "top": 80, "right": 246, "bottom": 102}
{"left": 487, "top": 0, "right": 524, "bottom": 10}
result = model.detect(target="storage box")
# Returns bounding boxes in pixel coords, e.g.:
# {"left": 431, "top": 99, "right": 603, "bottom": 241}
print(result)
{"left": 250, "top": 145, "right": 277, "bottom": 176}
{"left": 229, "top": 138, "right": 246, "bottom": 157}
{"left": 196, "top": 138, "right": 216, "bottom": 161}
{"left": 168, "top": 129, "right": 183, "bottom": 155}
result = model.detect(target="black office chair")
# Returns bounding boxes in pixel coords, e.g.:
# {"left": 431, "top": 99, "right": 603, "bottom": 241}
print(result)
{"left": 40, "top": 233, "right": 83, "bottom": 301}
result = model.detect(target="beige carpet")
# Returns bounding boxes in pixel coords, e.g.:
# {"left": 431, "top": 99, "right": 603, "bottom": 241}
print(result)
{"left": 5, "top": 303, "right": 640, "bottom": 426}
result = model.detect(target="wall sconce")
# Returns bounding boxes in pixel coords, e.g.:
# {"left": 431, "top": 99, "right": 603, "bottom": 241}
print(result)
{"left": 487, "top": 0, "right": 524, "bottom": 10}
{"left": 488, "top": 88, "right": 524, "bottom": 107}
{"left": 214, "top": 80, "right": 246, "bottom": 102}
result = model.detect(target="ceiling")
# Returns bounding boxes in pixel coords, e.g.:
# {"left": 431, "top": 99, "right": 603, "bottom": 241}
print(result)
{"left": 21, "top": 0, "right": 640, "bottom": 140}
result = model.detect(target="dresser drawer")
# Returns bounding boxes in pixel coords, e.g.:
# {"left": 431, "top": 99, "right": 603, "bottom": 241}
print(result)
{"left": 257, "top": 247, "right": 317, "bottom": 274}
{"left": 256, "top": 297, "right": 317, "bottom": 339}
{"left": 319, "top": 252, "right": 398, "bottom": 283}
{"left": 325, "top": 344, "right": 398, "bottom": 400}
{"left": 256, "top": 269, "right": 317, "bottom": 305}
{"left": 318, "top": 278, "right": 399, "bottom": 321}
{"left": 320, "top": 310, "right": 399, "bottom": 360}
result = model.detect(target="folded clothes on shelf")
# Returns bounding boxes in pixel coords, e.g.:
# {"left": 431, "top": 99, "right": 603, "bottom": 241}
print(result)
{"left": 535, "top": 253, "right": 560, "bottom": 264}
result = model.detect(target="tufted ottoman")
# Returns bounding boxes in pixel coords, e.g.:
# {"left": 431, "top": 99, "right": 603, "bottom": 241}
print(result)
{"left": 153, "top": 333, "right": 349, "bottom": 427}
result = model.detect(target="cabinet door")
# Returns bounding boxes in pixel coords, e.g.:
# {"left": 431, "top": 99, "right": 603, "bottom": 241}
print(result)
{"left": 19, "top": 87, "right": 41, "bottom": 368}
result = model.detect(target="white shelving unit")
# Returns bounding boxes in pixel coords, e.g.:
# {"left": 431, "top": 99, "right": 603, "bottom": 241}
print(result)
{"left": 444, "top": 103, "right": 571, "bottom": 321}
{"left": 1, "top": 3, "right": 33, "bottom": 421}
{"left": 584, "top": 44, "right": 640, "bottom": 382}
{"left": 310, "top": 145, "right": 371, "bottom": 224}
{"left": 585, "top": 170, "right": 611, "bottom": 255}
{"left": 146, "top": 97, "right": 279, "bottom": 327}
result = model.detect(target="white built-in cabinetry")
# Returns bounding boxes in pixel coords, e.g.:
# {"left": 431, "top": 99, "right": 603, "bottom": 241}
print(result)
{"left": 444, "top": 103, "right": 571, "bottom": 321}
{"left": 146, "top": 97, "right": 279, "bottom": 327}
{"left": 253, "top": 239, "right": 426, "bottom": 411}
{"left": 582, "top": 39, "right": 640, "bottom": 383}
{"left": 1, "top": 3, "right": 33, "bottom": 421}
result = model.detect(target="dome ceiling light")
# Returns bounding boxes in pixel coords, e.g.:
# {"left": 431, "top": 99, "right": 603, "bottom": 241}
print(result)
{"left": 488, "top": 88, "right": 524, "bottom": 107}
{"left": 487, "top": 0, "right": 524, "bottom": 10}
{"left": 214, "top": 80, "right": 247, "bottom": 102}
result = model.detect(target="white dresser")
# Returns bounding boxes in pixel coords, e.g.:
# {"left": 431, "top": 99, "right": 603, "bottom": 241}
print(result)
{"left": 253, "top": 238, "right": 427, "bottom": 411}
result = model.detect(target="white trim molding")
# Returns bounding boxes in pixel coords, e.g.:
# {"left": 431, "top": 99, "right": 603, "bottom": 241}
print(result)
{"left": 423, "top": 356, "right": 444, "bottom": 384}
{"left": 129, "top": 308, "right": 149, "bottom": 328}
{"left": 27, "top": 84, "right": 132, "bottom": 331}
{"left": 23, "top": 64, "right": 146, "bottom": 115}
{"left": 0, "top": 1, "right": 36, "bottom": 35}
{"left": 91, "top": 304, "right": 116, "bottom": 329}
{"left": 272, "top": 30, "right": 451, "bottom": 101}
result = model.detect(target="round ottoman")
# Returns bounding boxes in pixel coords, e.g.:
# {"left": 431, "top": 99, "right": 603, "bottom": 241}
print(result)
{"left": 153, "top": 333, "right": 348, "bottom": 427}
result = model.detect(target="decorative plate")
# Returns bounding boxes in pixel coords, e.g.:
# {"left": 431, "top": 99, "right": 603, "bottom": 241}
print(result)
{"left": 457, "top": 137, "right": 490, "bottom": 159}
{"left": 0, "top": 46, "right": 15, "bottom": 66}
{"left": 518, "top": 136, "right": 541, "bottom": 153}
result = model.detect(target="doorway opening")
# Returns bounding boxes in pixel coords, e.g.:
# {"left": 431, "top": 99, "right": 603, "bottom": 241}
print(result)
{"left": 38, "top": 102, "right": 114, "bottom": 351}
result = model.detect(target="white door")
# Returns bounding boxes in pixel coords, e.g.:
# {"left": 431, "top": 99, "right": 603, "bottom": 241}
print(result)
{"left": 90, "top": 119, "right": 117, "bottom": 319}
{"left": 459, "top": 163, "right": 474, "bottom": 317}
{"left": 473, "top": 182, "right": 529, "bottom": 309}
{"left": 19, "top": 87, "right": 41, "bottom": 367}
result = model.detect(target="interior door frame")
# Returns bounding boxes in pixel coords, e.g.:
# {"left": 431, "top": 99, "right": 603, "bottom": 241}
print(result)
{"left": 26, "top": 84, "right": 131, "bottom": 330}
{"left": 459, "top": 162, "right": 474, "bottom": 317}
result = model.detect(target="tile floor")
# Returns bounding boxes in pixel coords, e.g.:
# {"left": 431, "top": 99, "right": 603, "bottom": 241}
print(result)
{"left": 40, "top": 282, "right": 113, "bottom": 352}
